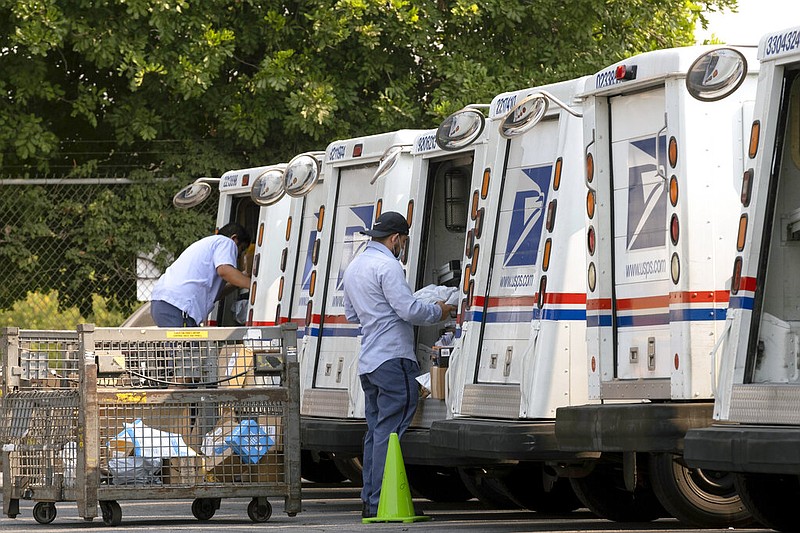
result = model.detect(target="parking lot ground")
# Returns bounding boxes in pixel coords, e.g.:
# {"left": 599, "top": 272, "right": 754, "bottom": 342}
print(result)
{"left": 0, "top": 482, "right": 773, "bottom": 532}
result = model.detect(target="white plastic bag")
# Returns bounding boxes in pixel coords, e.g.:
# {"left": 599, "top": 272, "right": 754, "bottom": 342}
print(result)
{"left": 115, "top": 419, "right": 196, "bottom": 458}
{"left": 414, "top": 284, "right": 459, "bottom": 306}
{"left": 61, "top": 441, "right": 77, "bottom": 487}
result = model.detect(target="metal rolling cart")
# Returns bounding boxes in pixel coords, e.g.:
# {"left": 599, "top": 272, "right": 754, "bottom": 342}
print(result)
{"left": 1, "top": 323, "right": 301, "bottom": 526}
{"left": 0, "top": 328, "right": 82, "bottom": 524}
{"left": 79, "top": 323, "right": 301, "bottom": 526}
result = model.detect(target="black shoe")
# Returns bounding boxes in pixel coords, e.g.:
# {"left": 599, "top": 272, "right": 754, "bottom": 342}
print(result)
{"left": 361, "top": 502, "right": 375, "bottom": 519}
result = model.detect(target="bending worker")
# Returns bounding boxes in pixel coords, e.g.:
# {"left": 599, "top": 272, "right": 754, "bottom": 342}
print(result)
{"left": 150, "top": 222, "right": 252, "bottom": 327}
{"left": 342, "top": 211, "right": 455, "bottom": 519}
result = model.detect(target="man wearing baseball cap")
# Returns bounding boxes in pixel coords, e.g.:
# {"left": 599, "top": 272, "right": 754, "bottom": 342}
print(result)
{"left": 342, "top": 211, "right": 455, "bottom": 520}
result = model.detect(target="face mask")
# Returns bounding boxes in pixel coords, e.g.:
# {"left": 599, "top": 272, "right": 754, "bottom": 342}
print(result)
{"left": 392, "top": 235, "right": 405, "bottom": 259}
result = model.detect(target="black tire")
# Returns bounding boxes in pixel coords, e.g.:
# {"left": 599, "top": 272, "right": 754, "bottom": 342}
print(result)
{"left": 32, "top": 502, "right": 57, "bottom": 525}
{"left": 99, "top": 500, "right": 122, "bottom": 526}
{"left": 406, "top": 465, "right": 473, "bottom": 503}
{"left": 500, "top": 463, "right": 582, "bottom": 513}
{"left": 569, "top": 459, "right": 665, "bottom": 522}
{"left": 734, "top": 472, "right": 800, "bottom": 532}
{"left": 648, "top": 452, "right": 753, "bottom": 528}
{"left": 247, "top": 498, "right": 272, "bottom": 522}
{"left": 301, "top": 449, "right": 346, "bottom": 483}
{"left": 331, "top": 454, "right": 364, "bottom": 486}
{"left": 457, "top": 467, "right": 520, "bottom": 509}
{"left": 191, "top": 498, "right": 220, "bottom": 521}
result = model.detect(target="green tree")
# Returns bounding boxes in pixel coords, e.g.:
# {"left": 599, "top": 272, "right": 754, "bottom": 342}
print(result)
{"left": 0, "top": 0, "right": 736, "bottom": 323}
{"left": 1, "top": 0, "right": 735, "bottom": 176}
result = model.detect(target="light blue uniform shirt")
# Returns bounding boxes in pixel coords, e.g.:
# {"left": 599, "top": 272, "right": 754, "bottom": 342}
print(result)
{"left": 151, "top": 235, "right": 238, "bottom": 324}
{"left": 343, "top": 241, "right": 442, "bottom": 375}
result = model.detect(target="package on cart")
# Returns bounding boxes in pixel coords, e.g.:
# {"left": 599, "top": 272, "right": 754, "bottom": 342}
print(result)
{"left": 162, "top": 456, "right": 205, "bottom": 485}
{"left": 114, "top": 419, "right": 197, "bottom": 458}
{"left": 205, "top": 448, "right": 285, "bottom": 484}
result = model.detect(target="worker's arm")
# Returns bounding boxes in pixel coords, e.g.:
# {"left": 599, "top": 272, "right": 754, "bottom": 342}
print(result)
{"left": 217, "top": 264, "right": 252, "bottom": 289}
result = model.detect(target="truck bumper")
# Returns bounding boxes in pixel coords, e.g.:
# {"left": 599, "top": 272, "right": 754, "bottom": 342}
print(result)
{"left": 555, "top": 402, "right": 714, "bottom": 452}
{"left": 429, "top": 418, "right": 596, "bottom": 462}
{"left": 685, "top": 425, "right": 800, "bottom": 474}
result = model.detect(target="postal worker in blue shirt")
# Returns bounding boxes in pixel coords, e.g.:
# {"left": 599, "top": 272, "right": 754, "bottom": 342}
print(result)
{"left": 150, "top": 222, "right": 252, "bottom": 327}
{"left": 342, "top": 211, "right": 456, "bottom": 519}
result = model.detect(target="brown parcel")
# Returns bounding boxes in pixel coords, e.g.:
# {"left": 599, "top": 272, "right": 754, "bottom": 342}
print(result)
{"left": 218, "top": 345, "right": 277, "bottom": 387}
{"left": 205, "top": 448, "right": 284, "bottom": 484}
{"left": 430, "top": 365, "right": 447, "bottom": 400}
{"left": 162, "top": 455, "right": 205, "bottom": 485}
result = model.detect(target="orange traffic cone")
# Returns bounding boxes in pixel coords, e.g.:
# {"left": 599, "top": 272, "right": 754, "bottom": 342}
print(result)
{"left": 362, "top": 432, "right": 431, "bottom": 524}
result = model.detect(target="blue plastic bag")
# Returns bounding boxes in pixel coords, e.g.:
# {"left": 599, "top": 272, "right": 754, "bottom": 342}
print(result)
{"left": 224, "top": 419, "right": 275, "bottom": 464}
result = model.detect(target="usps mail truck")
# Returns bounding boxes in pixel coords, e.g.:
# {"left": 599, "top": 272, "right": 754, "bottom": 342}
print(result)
{"left": 554, "top": 47, "right": 758, "bottom": 527}
{"left": 684, "top": 26, "right": 800, "bottom": 533}
{"left": 422, "top": 77, "right": 592, "bottom": 511}
{"left": 171, "top": 165, "right": 285, "bottom": 327}
{"left": 297, "top": 131, "right": 435, "bottom": 483}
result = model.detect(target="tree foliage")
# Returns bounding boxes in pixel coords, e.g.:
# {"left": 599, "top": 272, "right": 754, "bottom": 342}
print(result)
{"left": 0, "top": 0, "right": 736, "bottom": 324}
{"left": 1, "top": 0, "right": 736, "bottom": 176}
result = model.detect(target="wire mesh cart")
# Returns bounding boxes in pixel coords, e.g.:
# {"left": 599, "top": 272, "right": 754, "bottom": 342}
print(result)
{"left": 2, "top": 324, "right": 301, "bottom": 526}
{"left": 1, "top": 328, "right": 81, "bottom": 524}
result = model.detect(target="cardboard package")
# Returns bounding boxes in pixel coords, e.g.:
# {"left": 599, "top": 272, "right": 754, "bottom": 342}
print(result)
{"left": 205, "top": 448, "right": 284, "bottom": 484}
{"left": 107, "top": 438, "right": 135, "bottom": 458}
{"left": 217, "top": 345, "right": 254, "bottom": 387}
{"left": 430, "top": 366, "right": 447, "bottom": 400}
{"left": 162, "top": 456, "right": 205, "bottom": 485}
{"left": 257, "top": 415, "right": 284, "bottom": 451}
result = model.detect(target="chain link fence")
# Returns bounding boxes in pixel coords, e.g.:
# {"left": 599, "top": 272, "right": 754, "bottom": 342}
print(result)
{"left": 0, "top": 176, "right": 219, "bottom": 329}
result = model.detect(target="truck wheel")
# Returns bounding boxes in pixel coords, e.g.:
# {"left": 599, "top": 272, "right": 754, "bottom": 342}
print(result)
{"left": 301, "top": 450, "right": 346, "bottom": 483}
{"left": 331, "top": 454, "right": 363, "bottom": 486}
{"left": 734, "top": 472, "right": 800, "bottom": 532}
{"left": 458, "top": 467, "right": 520, "bottom": 509}
{"left": 406, "top": 465, "right": 473, "bottom": 502}
{"left": 648, "top": 452, "right": 753, "bottom": 528}
{"left": 569, "top": 460, "right": 664, "bottom": 522}
{"left": 501, "top": 463, "right": 581, "bottom": 513}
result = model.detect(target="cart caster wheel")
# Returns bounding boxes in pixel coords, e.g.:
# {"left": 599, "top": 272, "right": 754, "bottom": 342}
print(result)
{"left": 100, "top": 500, "right": 122, "bottom": 526}
{"left": 33, "top": 502, "right": 57, "bottom": 525}
{"left": 247, "top": 498, "right": 272, "bottom": 522}
{"left": 191, "top": 498, "right": 220, "bottom": 521}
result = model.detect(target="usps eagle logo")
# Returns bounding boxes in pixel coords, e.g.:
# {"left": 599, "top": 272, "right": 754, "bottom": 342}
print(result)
{"left": 626, "top": 136, "right": 667, "bottom": 251}
{"left": 336, "top": 204, "right": 374, "bottom": 290}
{"left": 503, "top": 165, "right": 552, "bottom": 267}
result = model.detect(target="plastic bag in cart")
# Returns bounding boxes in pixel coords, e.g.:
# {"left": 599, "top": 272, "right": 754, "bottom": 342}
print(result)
{"left": 224, "top": 419, "right": 275, "bottom": 464}
{"left": 61, "top": 441, "right": 77, "bottom": 487}
{"left": 108, "top": 456, "right": 163, "bottom": 485}
{"left": 115, "top": 419, "right": 197, "bottom": 458}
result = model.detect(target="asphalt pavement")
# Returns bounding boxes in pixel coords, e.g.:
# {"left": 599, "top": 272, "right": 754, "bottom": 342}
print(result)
{"left": 0, "top": 481, "right": 775, "bottom": 533}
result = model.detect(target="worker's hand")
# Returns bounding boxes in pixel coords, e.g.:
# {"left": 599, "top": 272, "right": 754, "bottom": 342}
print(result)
{"left": 436, "top": 301, "right": 457, "bottom": 321}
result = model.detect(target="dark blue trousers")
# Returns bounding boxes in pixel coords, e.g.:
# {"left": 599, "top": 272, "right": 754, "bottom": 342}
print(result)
{"left": 359, "top": 358, "right": 419, "bottom": 515}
